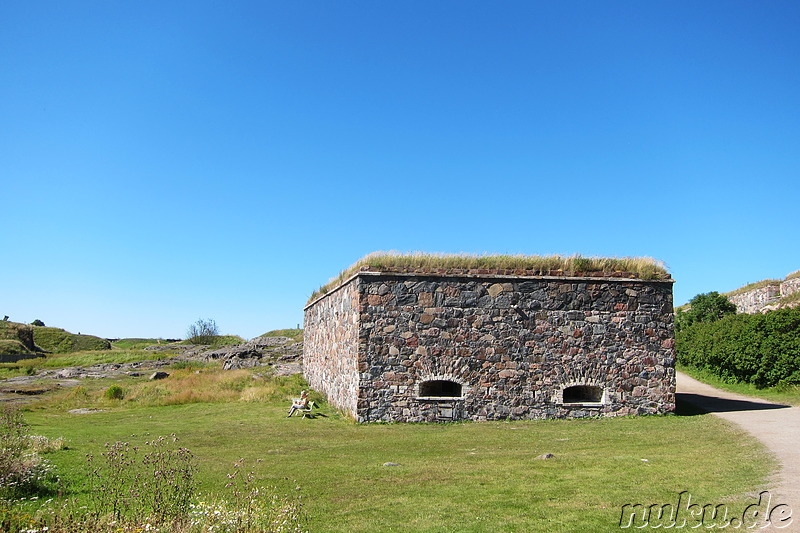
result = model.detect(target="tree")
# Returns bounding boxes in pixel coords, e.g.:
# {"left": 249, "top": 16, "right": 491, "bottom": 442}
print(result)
{"left": 30, "top": 319, "right": 45, "bottom": 327}
{"left": 186, "top": 318, "right": 219, "bottom": 345}
{"left": 675, "top": 292, "right": 737, "bottom": 332}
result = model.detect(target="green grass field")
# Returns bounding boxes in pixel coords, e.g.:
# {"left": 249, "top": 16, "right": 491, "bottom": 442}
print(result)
{"left": 0, "top": 334, "right": 780, "bottom": 532}
{"left": 14, "top": 368, "right": 774, "bottom": 532}
{"left": 111, "top": 338, "right": 177, "bottom": 350}
{"left": 0, "top": 349, "right": 170, "bottom": 379}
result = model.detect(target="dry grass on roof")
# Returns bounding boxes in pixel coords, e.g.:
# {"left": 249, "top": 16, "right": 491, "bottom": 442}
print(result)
{"left": 307, "top": 252, "right": 670, "bottom": 303}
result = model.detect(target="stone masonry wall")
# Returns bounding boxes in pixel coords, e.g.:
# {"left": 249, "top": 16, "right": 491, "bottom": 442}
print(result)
{"left": 781, "top": 277, "right": 800, "bottom": 299}
{"left": 303, "top": 279, "right": 361, "bottom": 416}
{"left": 728, "top": 284, "right": 781, "bottom": 314}
{"left": 306, "top": 271, "right": 676, "bottom": 423}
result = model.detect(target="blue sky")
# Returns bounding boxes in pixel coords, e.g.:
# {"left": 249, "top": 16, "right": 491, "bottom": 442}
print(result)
{"left": 2, "top": 1, "right": 798, "bottom": 340}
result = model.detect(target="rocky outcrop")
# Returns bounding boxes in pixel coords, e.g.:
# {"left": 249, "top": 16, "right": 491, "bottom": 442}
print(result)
{"left": 727, "top": 283, "right": 781, "bottom": 314}
{"left": 727, "top": 271, "right": 800, "bottom": 314}
{"left": 202, "top": 336, "right": 302, "bottom": 369}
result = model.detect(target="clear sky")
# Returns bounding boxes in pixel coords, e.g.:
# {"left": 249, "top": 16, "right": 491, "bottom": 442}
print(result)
{"left": 2, "top": 1, "right": 798, "bottom": 340}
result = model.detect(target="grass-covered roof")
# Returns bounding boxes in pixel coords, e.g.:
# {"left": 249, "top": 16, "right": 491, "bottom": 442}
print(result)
{"left": 308, "top": 252, "right": 670, "bottom": 304}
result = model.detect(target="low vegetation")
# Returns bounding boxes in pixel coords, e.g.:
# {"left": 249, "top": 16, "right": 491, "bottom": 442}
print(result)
{"left": 186, "top": 318, "right": 220, "bottom": 345}
{"left": 0, "top": 340, "right": 33, "bottom": 357}
{"left": 676, "top": 306, "right": 800, "bottom": 388}
{"left": 0, "top": 322, "right": 37, "bottom": 356}
{"left": 111, "top": 338, "right": 179, "bottom": 350}
{"left": 260, "top": 329, "right": 303, "bottom": 342}
{"left": 0, "top": 407, "right": 61, "bottom": 501}
{"left": 677, "top": 364, "right": 800, "bottom": 406}
{"left": 724, "top": 279, "right": 781, "bottom": 298}
{"left": 177, "top": 335, "right": 246, "bottom": 347}
{"left": 32, "top": 326, "right": 110, "bottom": 354}
{"left": 310, "top": 252, "right": 670, "bottom": 302}
{"left": 62, "top": 368, "right": 313, "bottom": 408}
{"left": 10, "top": 388, "right": 772, "bottom": 533}
{"left": 1, "top": 408, "right": 304, "bottom": 532}
{"left": 0, "top": 349, "right": 169, "bottom": 379}
{"left": 775, "top": 291, "right": 800, "bottom": 307}
{"left": 0, "top": 323, "right": 782, "bottom": 531}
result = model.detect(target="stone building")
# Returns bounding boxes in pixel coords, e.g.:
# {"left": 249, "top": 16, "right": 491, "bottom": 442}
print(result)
{"left": 303, "top": 257, "right": 676, "bottom": 423}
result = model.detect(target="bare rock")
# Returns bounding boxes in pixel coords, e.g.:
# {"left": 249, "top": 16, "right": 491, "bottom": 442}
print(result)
{"left": 149, "top": 371, "right": 170, "bottom": 380}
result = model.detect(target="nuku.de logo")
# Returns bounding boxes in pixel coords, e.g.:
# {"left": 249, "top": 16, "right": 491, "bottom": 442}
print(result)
{"left": 619, "top": 491, "right": 793, "bottom": 529}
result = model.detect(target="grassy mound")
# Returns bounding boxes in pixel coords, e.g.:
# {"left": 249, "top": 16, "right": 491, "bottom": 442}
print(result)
{"left": 260, "top": 328, "right": 303, "bottom": 342}
{"left": 32, "top": 326, "right": 111, "bottom": 354}
{"left": 0, "top": 339, "right": 32, "bottom": 357}
{"left": 178, "top": 335, "right": 246, "bottom": 347}
{"left": 0, "top": 321, "right": 37, "bottom": 354}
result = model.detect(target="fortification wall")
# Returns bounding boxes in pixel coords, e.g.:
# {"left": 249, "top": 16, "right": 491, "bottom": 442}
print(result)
{"left": 303, "top": 279, "right": 361, "bottom": 416}
{"left": 307, "top": 271, "right": 676, "bottom": 422}
{"left": 728, "top": 285, "right": 781, "bottom": 314}
{"left": 781, "top": 277, "right": 800, "bottom": 298}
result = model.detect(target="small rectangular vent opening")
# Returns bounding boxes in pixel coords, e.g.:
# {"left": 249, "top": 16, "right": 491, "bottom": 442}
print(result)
{"left": 419, "top": 380, "right": 462, "bottom": 398}
{"left": 563, "top": 385, "right": 603, "bottom": 404}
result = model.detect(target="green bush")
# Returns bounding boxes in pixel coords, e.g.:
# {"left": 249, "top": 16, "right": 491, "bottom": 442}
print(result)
{"left": 104, "top": 385, "right": 125, "bottom": 400}
{"left": 676, "top": 307, "right": 800, "bottom": 388}
{"left": 674, "top": 291, "right": 737, "bottom": 332}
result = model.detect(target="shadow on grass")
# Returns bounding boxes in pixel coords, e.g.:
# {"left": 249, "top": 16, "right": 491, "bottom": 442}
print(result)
{"left": 676, "top": 393, "right": 791, "bottom": 416}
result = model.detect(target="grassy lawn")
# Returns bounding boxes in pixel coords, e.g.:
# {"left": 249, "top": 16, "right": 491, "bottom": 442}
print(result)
{"left": 20, "top": 376, "right": 775, "bottom": 533}
{"left": 678, "top": 364, "right": 800, "bottom": 406}
{"left": 0, "top": 350, "right": 171, "bottom": 379}
{"left": 111, "top": 338, "right": 178, "bottom": 350}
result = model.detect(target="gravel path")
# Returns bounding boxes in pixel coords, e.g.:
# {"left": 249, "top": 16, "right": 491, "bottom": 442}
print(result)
{"left": 677, "top": 371, "right": 799, "bottom": 531}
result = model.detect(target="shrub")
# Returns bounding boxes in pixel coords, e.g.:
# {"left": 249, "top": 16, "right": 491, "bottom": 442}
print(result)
{"left": 676, "top": 307, "right": 800, "bottom": 388}
{"left": 2, "top": 440, "right": 306, "bottom": 533}
{"left": 675, "top": 291, "right": 737, "bottom": 332}
{"left": 30, "top": 319, "right": 45, "bottom": 327}
{"left": 103, "top": 385, "right": 125, "bottom": 400}
{"left": 88, "top": 435, "right": 196, "bottom": 523}
{"left": 186, "top": 318, "right": 220, "bottom": 345}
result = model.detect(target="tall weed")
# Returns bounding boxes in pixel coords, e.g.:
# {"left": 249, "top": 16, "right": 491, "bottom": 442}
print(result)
{"left": 0, "top": 407, "right": 58, "bottom": 499}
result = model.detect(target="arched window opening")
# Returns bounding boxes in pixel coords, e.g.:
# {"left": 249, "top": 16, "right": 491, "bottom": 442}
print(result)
{"left": 419, "top": 380, "right": 462, "bottom": 398}
{"left": 562, "top": 385, "right": 603, "bottom": 404}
